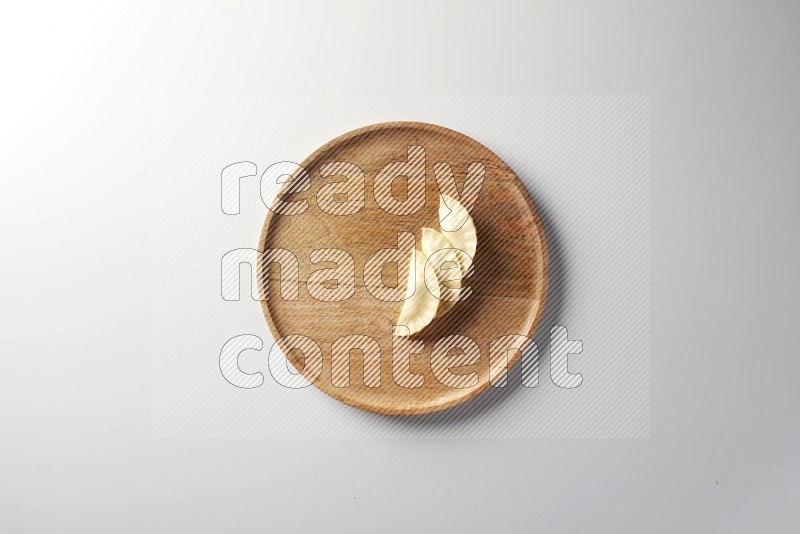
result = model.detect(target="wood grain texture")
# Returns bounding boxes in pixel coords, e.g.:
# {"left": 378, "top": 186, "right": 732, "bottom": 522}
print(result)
{"left": 258, "top": 122, "right": 548, "bottom": 415}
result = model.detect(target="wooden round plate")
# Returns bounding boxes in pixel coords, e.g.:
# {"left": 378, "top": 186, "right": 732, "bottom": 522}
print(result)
{"left": 258, "top": 122, "right": 548, "bottom": 415}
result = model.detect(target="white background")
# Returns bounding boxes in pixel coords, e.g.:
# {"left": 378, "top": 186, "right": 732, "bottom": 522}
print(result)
{"left": 1, "top": 1, "right": 798, "bottom": 532}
